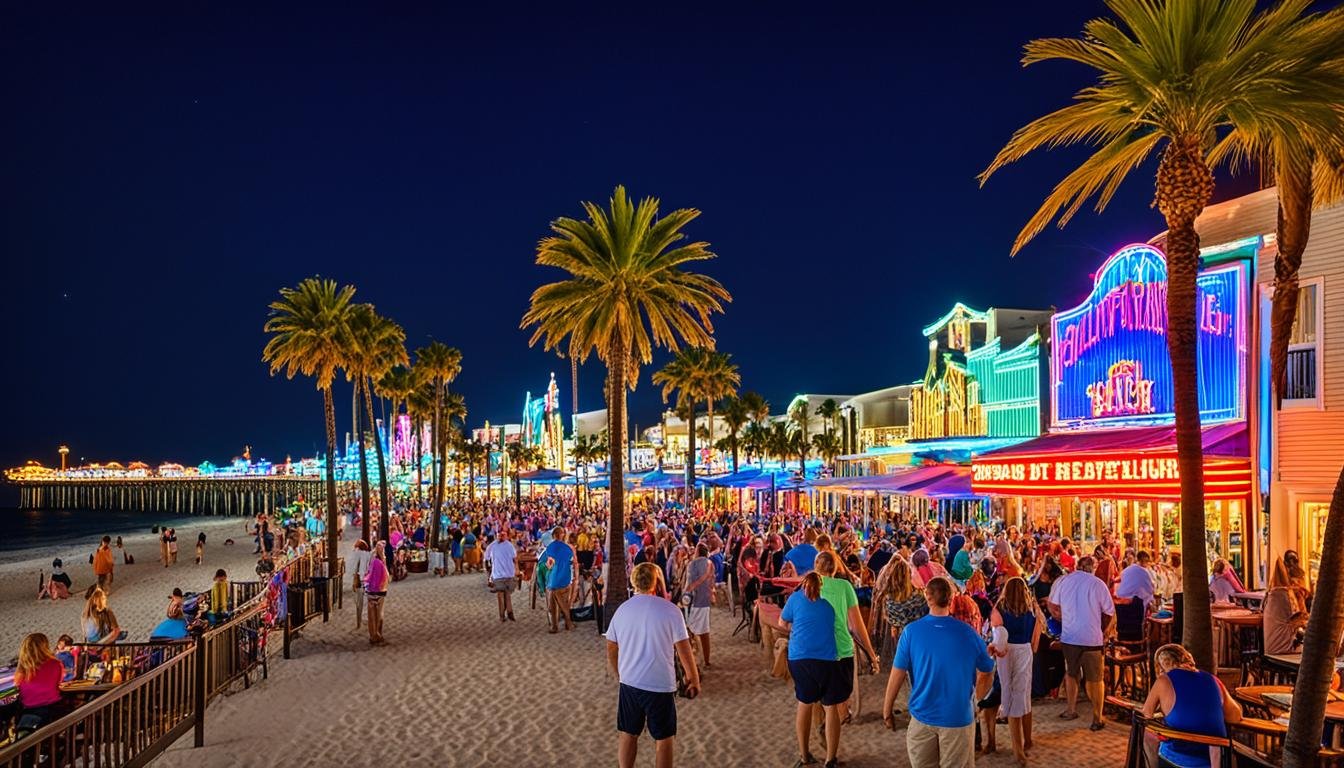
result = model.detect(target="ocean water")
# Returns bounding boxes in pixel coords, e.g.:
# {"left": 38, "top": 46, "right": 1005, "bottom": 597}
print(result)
{"left": 0, "top": 507, "right": 200, "bottom": 554}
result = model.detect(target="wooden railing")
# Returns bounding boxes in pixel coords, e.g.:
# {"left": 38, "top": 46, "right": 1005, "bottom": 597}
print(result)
{"left": 0, "top": 547, "right": 342, "bottom": 767}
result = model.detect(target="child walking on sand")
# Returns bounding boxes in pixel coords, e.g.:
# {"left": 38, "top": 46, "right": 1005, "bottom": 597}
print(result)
{"left": 196, "top": 532, "right": 206, "bottom": 564}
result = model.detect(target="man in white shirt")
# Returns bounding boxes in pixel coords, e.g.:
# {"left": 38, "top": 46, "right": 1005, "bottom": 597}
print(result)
{"left": 1048, "top": 555, "right": 1115, "bottom": 731}
{"left": 485, "top": 528, "right": 520, "bottom": 623}
{"left": 606, "top": 562, "right": 701, "bottom": 768}
{"left": 349, "top": 539, "right": 373, "bottom": 630}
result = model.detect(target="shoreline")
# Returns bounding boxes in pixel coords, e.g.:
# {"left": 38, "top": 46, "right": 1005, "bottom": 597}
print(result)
{"left": 0, "top": 517, "right": 261, "bottom": 653}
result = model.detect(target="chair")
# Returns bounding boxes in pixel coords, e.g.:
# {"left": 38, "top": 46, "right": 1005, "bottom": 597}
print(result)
{"left": 1116, "top": 704, "right": 1234, "bottom": 768}
{"left": 1106, "top": 643, "right": 1152, "bottom": 715}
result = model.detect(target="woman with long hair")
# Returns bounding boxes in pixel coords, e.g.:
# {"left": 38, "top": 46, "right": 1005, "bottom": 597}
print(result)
{"left": 14, "top": 633, "right": 64, "bottom": 725}
{"left": 991, "top": 577, "right": 1043, "bottom": 766}
{"left": 814, "top": 550, "right": 880, "bottom": 767}
{"left": 1263, "top": 555, "right": 1310, "bottom": 654}
{"left": 81, "top": 588, "right": 120, "bottom": 645}
{"left": 780, "top": 571, "right": 841, "bottom": 768}
{"left": 363, "top": 542, "right": 390, "bottom": 645}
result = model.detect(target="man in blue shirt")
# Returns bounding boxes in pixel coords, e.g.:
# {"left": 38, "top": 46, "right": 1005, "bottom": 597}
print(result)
{"left": 541, "top": 526, "right": 576, "bottom": 633}
{"left": 783, "top": 527, "right": 820, "bottom": 576}
{"left": 883, "top": 576, "right": 994, "bottom": 767}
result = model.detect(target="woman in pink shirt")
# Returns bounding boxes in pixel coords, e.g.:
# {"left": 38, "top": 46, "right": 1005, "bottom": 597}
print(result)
{"left": 363, "top": 544, "right": 390, "bottom": 646}
{"left": 15, "top": 633, "right": 65, "bottom": 724}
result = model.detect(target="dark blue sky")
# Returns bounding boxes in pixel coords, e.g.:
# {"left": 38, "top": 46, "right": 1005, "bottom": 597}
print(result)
{"left": 1, "top": 2, "right": 1259, "bottom": 471}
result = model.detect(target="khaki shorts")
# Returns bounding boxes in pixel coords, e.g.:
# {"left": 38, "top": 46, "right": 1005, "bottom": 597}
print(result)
{"left": 492, "top": 578, "right": 518, "bottom": 594}
{"left": 1062, "top": 643, "right": 1104, "bottom": 683}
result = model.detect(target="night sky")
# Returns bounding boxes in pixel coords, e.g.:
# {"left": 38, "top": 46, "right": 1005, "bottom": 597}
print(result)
{"left": 1, "top": 2, "right": 1260, "bottom": 475}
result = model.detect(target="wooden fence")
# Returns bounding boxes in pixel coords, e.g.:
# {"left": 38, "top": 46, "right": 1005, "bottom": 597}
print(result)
{"left": 0, "top": 549, "right": 342, "bottom": 768}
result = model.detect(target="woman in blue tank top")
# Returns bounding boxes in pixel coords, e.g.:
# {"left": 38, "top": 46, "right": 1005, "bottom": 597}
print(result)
{"left": 1141, "top": 644, "right": 1242, "bottom": 767}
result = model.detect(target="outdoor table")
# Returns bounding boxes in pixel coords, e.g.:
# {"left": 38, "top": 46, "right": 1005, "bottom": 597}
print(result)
{"left": 1148, "top": 615, "right": 1173, "bottom": 647}
{"left": 1210, "top": 607, "right": 1258, "bottom": 670}
{"left": 1231, "top": 591, "right": 1267, "bottom": 609}
{"left": 764, "top": 576, "right": 803, "bottom": 593}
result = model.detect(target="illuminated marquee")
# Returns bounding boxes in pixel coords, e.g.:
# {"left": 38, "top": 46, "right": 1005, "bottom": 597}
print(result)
{"left": 1051, "top": 244, "right": 1247, "bottom": 429}
{"left": 971, "top": 453, "right": 1251, "bottom": 501}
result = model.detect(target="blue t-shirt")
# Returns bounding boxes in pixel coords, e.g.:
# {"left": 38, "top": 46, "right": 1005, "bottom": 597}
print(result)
{"left": 542, "top": 540, "right": 575, "bottom": 589}
{"left": 784, "top": 543, "right": 819, "bottom": 575}
{"left": 894, "top": 614, "right": 994, "bottom": 728}
{"left": 624, "top": 529, "right": 642, "bottom": 552}
{"left": 709, "top": 551, "right": 725, "bottom": 582}
{"left": 780, "top": 589, "right": 838, "bottom": 661}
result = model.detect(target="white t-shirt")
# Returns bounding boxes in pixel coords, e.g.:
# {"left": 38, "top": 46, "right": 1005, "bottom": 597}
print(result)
{"left": 486, "top": 540, "right": 518, "bottom": 580}
{"left": 604, "top": 593, "right": 689, "bottom": 693}
{"left": 1049, "top": 570, "right": 1115, "bottom": 647}
{"left": 350, "top": 549, "right": 373, "bottom": 581}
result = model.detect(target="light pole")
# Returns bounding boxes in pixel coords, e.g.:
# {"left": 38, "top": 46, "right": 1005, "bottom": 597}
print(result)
{"left": 58, "top": 445, "right": 69, "bottom": 472}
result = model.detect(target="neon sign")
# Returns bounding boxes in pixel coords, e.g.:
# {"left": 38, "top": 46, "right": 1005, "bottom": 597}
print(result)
{"left": 1051, "top": 244, "right": 1246, "bottom": 429}
{"left": 971, "top": 453, "right": 1251, "bottom": 501}
{"left": 1086, "top": 360, "right": 1155, "bottom": 418}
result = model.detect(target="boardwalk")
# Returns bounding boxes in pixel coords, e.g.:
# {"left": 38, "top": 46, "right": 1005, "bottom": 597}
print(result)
{"left": 156, "top": 542, "right": 1129, "bottom": 768}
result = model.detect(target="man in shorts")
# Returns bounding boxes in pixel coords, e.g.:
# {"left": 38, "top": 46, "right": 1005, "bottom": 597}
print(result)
{"left": 541, "top": 527, "right": 577, "bottom": 633}
{"left": 684, "top": 543, "right": 714, "bottom": 668}
{"left": 605, "top": 562, "right": 701, "bottom": 768}
{"left": 485, "top": 528, "right": 520, "bottom": 623}
{"left": 1048, "top": 555, "right": 1114, "bottom": 730}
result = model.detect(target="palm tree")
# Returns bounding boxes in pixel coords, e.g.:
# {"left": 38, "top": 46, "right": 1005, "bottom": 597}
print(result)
{"left": 347, "top": 304, "right": 408, "bottom": 545}
{"left": 699, "top": 350, "right": 741, "bottom": 463}
{"left": 572, "top": 433, "right": 604, "bottom": 511}
{"left": 414, "top": 342, "right": 463, "bottom": 547}
{"left": 262, "top": 277, "right": 354, "bottom": 578}
{"left": 812, "top": 431, "right": 842, "bottom": 471}
{"left": 377, "top": 365, "right": 417, "bottom": 472}
{"left": 719, "top": 395, "right": 749, "bottom": 473}
{"left": 654, "top": 347, "right": 708, "bottom": 498}
{"left": 506, "top": 442, "right": 528, "bottom": 501}
{"left": 463, "top": 440, "right": 485, "bottom": 500}
{"left": 788, "top": 398, "right": 810, "bottom": 473}
{"left": 816, "top": 398, "right": 840, "bottom": 441}
{"left": 978, "top": 0, "right": 1344, "bottom": 673}
{"left": 522, "top": 185, "right": 730, "bottom": 621}
{"left": 442, "top": 392, "right": 467, "bottom": 501}
{"left": 406, "top": 381, "right": 432, "bottom": 505}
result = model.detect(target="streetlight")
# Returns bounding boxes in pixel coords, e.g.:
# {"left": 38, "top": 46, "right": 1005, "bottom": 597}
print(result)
{"left": 58, "top": 445, "right": 69, "bottom": 472}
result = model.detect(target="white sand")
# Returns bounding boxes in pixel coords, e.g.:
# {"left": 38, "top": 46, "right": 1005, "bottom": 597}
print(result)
{"left": 142, "top": 534, "right": 1130, "bottom": 768}
{"left": 0, "top": 517, "right": 261, "bottom": 654}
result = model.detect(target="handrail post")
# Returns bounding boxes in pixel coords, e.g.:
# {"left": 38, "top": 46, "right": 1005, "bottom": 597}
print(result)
{"left": 193, "top": 634, "right": 207, "bottom": 747}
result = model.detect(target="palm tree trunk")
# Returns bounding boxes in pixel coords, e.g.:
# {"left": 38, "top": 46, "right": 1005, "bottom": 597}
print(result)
{"left": 364, "top": 378, "right": 392, "bottom": 546}
{"left": 414, "top": 416, "right": 423, "bottom": 506}
{"left": 355, "top": 381, "right": 372, "bottom": 544}
{"left": 685, "top": 398, "right": 697, "bottom": 502}
{"left": 430, "top": 379, "right": 442, "bottom": 548}
{"left": 322, "top": 387, "right": 340, "bottom": 579}
{"left": 1156, "top": 138, "right": 1215, "bottom": 672}
{"left": 1271, "top": 156, "right": 1312, "bottom": 408}
{"left": 603, "top": 335, "right": 630, "bottom": 627}
{"left": 1284, "top": 466, "right": 1344, "bottom": 767}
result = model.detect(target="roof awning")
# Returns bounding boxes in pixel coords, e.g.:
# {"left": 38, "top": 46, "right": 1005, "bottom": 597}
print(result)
{"left": 972, "top": 423, "right": 1250, "bottom": 501}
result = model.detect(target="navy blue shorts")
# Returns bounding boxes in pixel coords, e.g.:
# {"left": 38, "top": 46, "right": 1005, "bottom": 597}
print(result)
{"left": 788, "top": 658, "right": 849, "bottom": 706}
{"left": 617, "top": 683, "right": 677, "bottom": 740}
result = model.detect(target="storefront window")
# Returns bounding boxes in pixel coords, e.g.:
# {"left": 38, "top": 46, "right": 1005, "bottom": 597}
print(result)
{"left": 1301, "top": 501, "right": 1330, "bottom": 584}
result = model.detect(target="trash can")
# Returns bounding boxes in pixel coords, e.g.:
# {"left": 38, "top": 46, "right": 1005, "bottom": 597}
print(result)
{"left": 287, "top": 583, "right": 308, "bottom": 627}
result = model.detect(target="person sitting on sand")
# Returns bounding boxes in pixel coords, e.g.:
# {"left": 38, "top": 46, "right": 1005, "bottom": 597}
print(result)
{"left": 82, "top": 588, "right": 122, "bottom": 646}
{"left": 41, "top": 559, "right": 72, "bottom": 600}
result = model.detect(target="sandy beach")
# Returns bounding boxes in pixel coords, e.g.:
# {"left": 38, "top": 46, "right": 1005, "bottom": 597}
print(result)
{"left": 0, "top": 517, "right": 261, "bottom": 654}
{"left": 136, "top": 535, "right": 1132, "bottom": 768}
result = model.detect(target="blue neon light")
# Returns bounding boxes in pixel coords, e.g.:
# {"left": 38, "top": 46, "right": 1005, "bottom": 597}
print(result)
{"left": 1051, "top": 244, "right": 1247, "bottom": 430}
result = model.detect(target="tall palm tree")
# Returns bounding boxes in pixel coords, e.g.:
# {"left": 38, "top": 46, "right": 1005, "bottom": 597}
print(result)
{"left": 406, "top": 381, "right": 432, "bottom": 505}
{"left": 442, "top": 392, "right": 467, "bottom": 501}
{"left": 654, "top": 347, "right": 711, "bottom": 498}
{"left": 262, "top": 277, "right": 354, "bottom": 578}
{"left": 816, "top": 398, "right": 840, "bottom": 441}
{"left": 572, "top": 433, "right": 604, "bottom": 511}
{"left": 378, "top": 365, "right": 417, "bottom": 472}
{"left": 414, "top": 342, "right": 463, "bottom": 547}
{"left": 788, "top": 398, "right": 810, "bottom": 473}
{"left": 349, "top": 305, "right": 408, "bottom": 545}
{"left": 719, "top": 395, "right": 749, "bottom": 473}
{"left": 742, "top": 421, "right": 767, "bottom": 467}
{"left": 978, "top": 0, "right": 1344, "bottom": 673}
{"left": 812, "top": 431, "right": 842, "bottom": 471}
{"left": 699, "top": 349, "right": 741, "bottom": 463}
{"left": 522, "top": 185, "right": 730, "bottom": 621}
{"left": 463, "top": 440, "right": 485, "bottom": 500}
